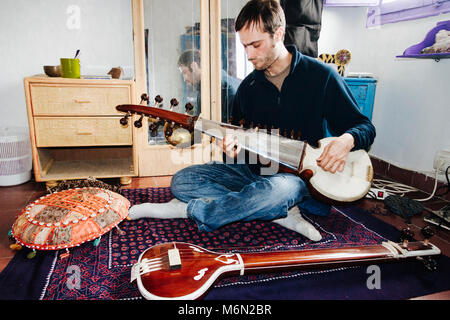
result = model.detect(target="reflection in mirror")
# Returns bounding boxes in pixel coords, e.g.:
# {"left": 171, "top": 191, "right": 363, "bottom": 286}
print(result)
{"left": 220, "top": 0, "right": 253, "bottom": 123}
{"left": 144, "top": 0, "right": 201, "bottom": 145}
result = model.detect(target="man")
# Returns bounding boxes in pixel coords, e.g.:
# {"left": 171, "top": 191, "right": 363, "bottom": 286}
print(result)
{"left": 129, "top": 0, "right": 375, "bottom": 241}
{"left": 178, "top": 49, "right": 241, "bottom": 122}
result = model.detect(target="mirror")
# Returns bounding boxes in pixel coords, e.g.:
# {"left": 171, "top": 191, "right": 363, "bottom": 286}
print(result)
{"left": 219, "top": 0, "right": 253, "bottom": 123}
{"left": 143, "top": 0, "right": 202, "bottom": 145}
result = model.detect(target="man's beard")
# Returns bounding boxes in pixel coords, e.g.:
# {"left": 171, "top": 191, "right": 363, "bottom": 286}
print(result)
{"left": 251, "top": 43, "right": 278, "bottom": 71}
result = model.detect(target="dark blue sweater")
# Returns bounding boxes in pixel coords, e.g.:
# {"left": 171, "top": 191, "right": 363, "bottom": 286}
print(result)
{"left": 231, "top": 45, "right": 376, "bottom": 151}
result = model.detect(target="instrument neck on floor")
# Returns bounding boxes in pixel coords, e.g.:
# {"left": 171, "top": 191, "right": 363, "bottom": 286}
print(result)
{"left": 240, "top": 244, "right": 393, "bottom": 272}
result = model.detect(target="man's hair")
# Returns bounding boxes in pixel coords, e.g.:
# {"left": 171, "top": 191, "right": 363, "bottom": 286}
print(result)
{"left": 178, "top": 49, "right": 201, "bottom": 71}
{"left": 235, "top": 0, "right": 286, "bottom": 36}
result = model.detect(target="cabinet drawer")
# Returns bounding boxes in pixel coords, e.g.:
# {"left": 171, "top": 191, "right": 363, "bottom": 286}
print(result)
{"left": 34, "top": 117, "right": 132, "bottom": 147}
{"left": 30, "top": 84, "right": 130, "bottom": 116}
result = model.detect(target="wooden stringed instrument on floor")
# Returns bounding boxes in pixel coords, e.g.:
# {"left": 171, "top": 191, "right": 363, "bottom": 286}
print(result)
{"left": 116, "top": 100, "right": 373, "bottom": 204}
{"left": 131, "top": 228, "right": 440, "bottom": 300}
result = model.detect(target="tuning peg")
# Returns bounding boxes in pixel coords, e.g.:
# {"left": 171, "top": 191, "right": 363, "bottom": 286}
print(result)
{"left": 134, "top": 114, "right": 144, "bottom": 128}
{"left": 140, "top": 93, "right": 149, "bottom": 105}
{"left": 296, "top": 131, "right": 302, "bottom": 140}
{"left": 185, "top": 102, "right": 194, "bottom": 114}
{"left": 421, "top": 226, "right": 434, "bottom": 246}
{"left": 170, "top": 98, "right": 179, "bottom": 108}
{"left": 154, "top": 95, "right": 163, "bottom": 108}
{"left": 120, "top": 112, "right": 131, "bottom": 126}
{"left": 239, "top": 119, "right": 246, "bottom": 128}
{"left": 399, "top": 227, "right": 415, "bottom": 247}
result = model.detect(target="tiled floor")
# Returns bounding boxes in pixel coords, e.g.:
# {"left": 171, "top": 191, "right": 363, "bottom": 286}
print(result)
{"left": 1, "top": 175, "right": 448, "bottom": 299}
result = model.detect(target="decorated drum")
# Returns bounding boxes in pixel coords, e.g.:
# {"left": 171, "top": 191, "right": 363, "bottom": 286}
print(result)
{"left": 11, "top": 187, "right": 130, "bottom": 250}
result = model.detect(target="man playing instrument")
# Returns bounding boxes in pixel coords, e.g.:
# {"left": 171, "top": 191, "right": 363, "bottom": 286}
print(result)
{"left": 129, "top": 0, "right": 376, "bottom": 241}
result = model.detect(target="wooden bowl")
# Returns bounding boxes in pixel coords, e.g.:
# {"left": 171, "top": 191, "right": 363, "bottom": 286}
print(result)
{"left": 43, "top": 65, "right": 61, "bottom": 77}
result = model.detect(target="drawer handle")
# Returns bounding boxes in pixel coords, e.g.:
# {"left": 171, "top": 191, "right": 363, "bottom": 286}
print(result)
{"left": 76, "top": 131, "right": 93, "bottom": 135}
{"left": 73, "top": 99, "right": 91, "bottom": 103}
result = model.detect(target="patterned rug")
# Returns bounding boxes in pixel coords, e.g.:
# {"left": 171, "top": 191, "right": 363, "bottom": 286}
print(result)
{"left": 1, "top": 187, "right": 449, "bottom": 300}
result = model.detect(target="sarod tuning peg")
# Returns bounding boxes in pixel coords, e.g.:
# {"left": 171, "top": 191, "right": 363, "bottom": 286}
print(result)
{"left": 185, "top": 103, "right": 194, "bottom": 114}
{"left": 120, "top": 112, "right": 131, "bottom": 126}
{"left": 421, "top": 226, "right": 434, "bottom": 246}
{"left": 399, "top": 227, "right": 415, "bottom": 247}
{"left": 169, "top": 98, "right": 179, "bottom": 111}
{"left": 152, "top": 95, "right": 163, "bottom": 108}
{"left": 140, "top": 93, "right": 149, "bottom": 105}
{"left": 134, "top": 114, "right": 144, "bottom": 128}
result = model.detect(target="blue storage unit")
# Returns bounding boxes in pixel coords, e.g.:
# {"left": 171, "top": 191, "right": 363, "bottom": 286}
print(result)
{"left": 325, "top": 77, "right": 377, "bottom": 137}
{"left": 344, "top": 77, "right": 377, "bottom": 119}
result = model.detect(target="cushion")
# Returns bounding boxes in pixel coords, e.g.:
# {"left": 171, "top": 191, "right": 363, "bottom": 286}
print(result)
{"left": 11, "top": 187, "right": 130, "bottom": 251}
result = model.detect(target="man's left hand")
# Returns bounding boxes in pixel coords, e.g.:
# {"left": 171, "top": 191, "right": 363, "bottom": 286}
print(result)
{"left": 316, "top": 133, "right": 354, "bottom": 173}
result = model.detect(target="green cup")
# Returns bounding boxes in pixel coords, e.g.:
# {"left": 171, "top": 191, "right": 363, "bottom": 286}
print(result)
{"left": 60, "top": 58, "right": 80, "bottom": 78}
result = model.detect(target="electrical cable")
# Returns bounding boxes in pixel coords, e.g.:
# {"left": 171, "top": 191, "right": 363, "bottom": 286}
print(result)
{"left": 372, "top": 165, "right": 449, "bottom": 202}
{"left": 435, "top": 165, "right": 450, "bottom": 197}
{"left": 414, "top": 168, "right": 439, "bottom": 202}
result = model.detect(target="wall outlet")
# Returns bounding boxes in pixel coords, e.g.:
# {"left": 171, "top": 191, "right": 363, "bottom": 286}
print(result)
{"left": 433, "top": 149, "right": 450, "bottom": 173}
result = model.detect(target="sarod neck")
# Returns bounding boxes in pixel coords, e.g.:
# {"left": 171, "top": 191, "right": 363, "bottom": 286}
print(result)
{"left": 195, "top": 118, "right": 306, "bottom": 171}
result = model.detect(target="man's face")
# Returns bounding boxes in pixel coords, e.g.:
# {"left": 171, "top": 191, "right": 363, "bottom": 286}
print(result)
{"left": 179, "top": 62, "right": 200, "bottom": 86}
{"left": 238, "top": 23, "right": 278, "bottom": 71}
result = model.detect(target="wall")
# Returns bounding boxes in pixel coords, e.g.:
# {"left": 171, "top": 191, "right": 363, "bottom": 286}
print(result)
{"left": 0, "top": 0, "right": 134, "bottom": 129}
{"left": 319, "top": 7, "right": 450, "bottom": 181}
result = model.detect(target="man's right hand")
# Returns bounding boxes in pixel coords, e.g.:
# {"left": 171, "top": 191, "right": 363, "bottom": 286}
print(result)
{"left": 222, "top": 133, "right": 241, "bottom": 158}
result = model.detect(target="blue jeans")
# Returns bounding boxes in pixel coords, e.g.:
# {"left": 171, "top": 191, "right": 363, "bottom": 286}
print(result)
{"left": 171, "top": 162, "right": 330, "bottom": 232}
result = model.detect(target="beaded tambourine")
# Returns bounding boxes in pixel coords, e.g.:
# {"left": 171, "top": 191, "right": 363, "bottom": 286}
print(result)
{"left": 11, "top": 187, "right": 130, "bottom": 252}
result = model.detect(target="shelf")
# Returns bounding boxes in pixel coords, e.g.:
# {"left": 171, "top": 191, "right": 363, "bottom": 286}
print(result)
{"left": 37, "top": 146, "right": 135, "bottom": 181}
{"left": 396, "top": 20, "right": 450, "bottom": 61}
{"left": 42, "top": 158, "right": 134, "bottom": 181}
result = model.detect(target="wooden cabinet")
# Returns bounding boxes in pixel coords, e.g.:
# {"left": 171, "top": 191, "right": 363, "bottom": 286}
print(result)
{"left": 24, "top": 76, "right": 138, "bottom": 187}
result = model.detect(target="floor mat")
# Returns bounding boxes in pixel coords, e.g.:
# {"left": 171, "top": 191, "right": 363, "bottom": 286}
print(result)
{"left": 1, "top": 187, "right": 448, "bottom": 300}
